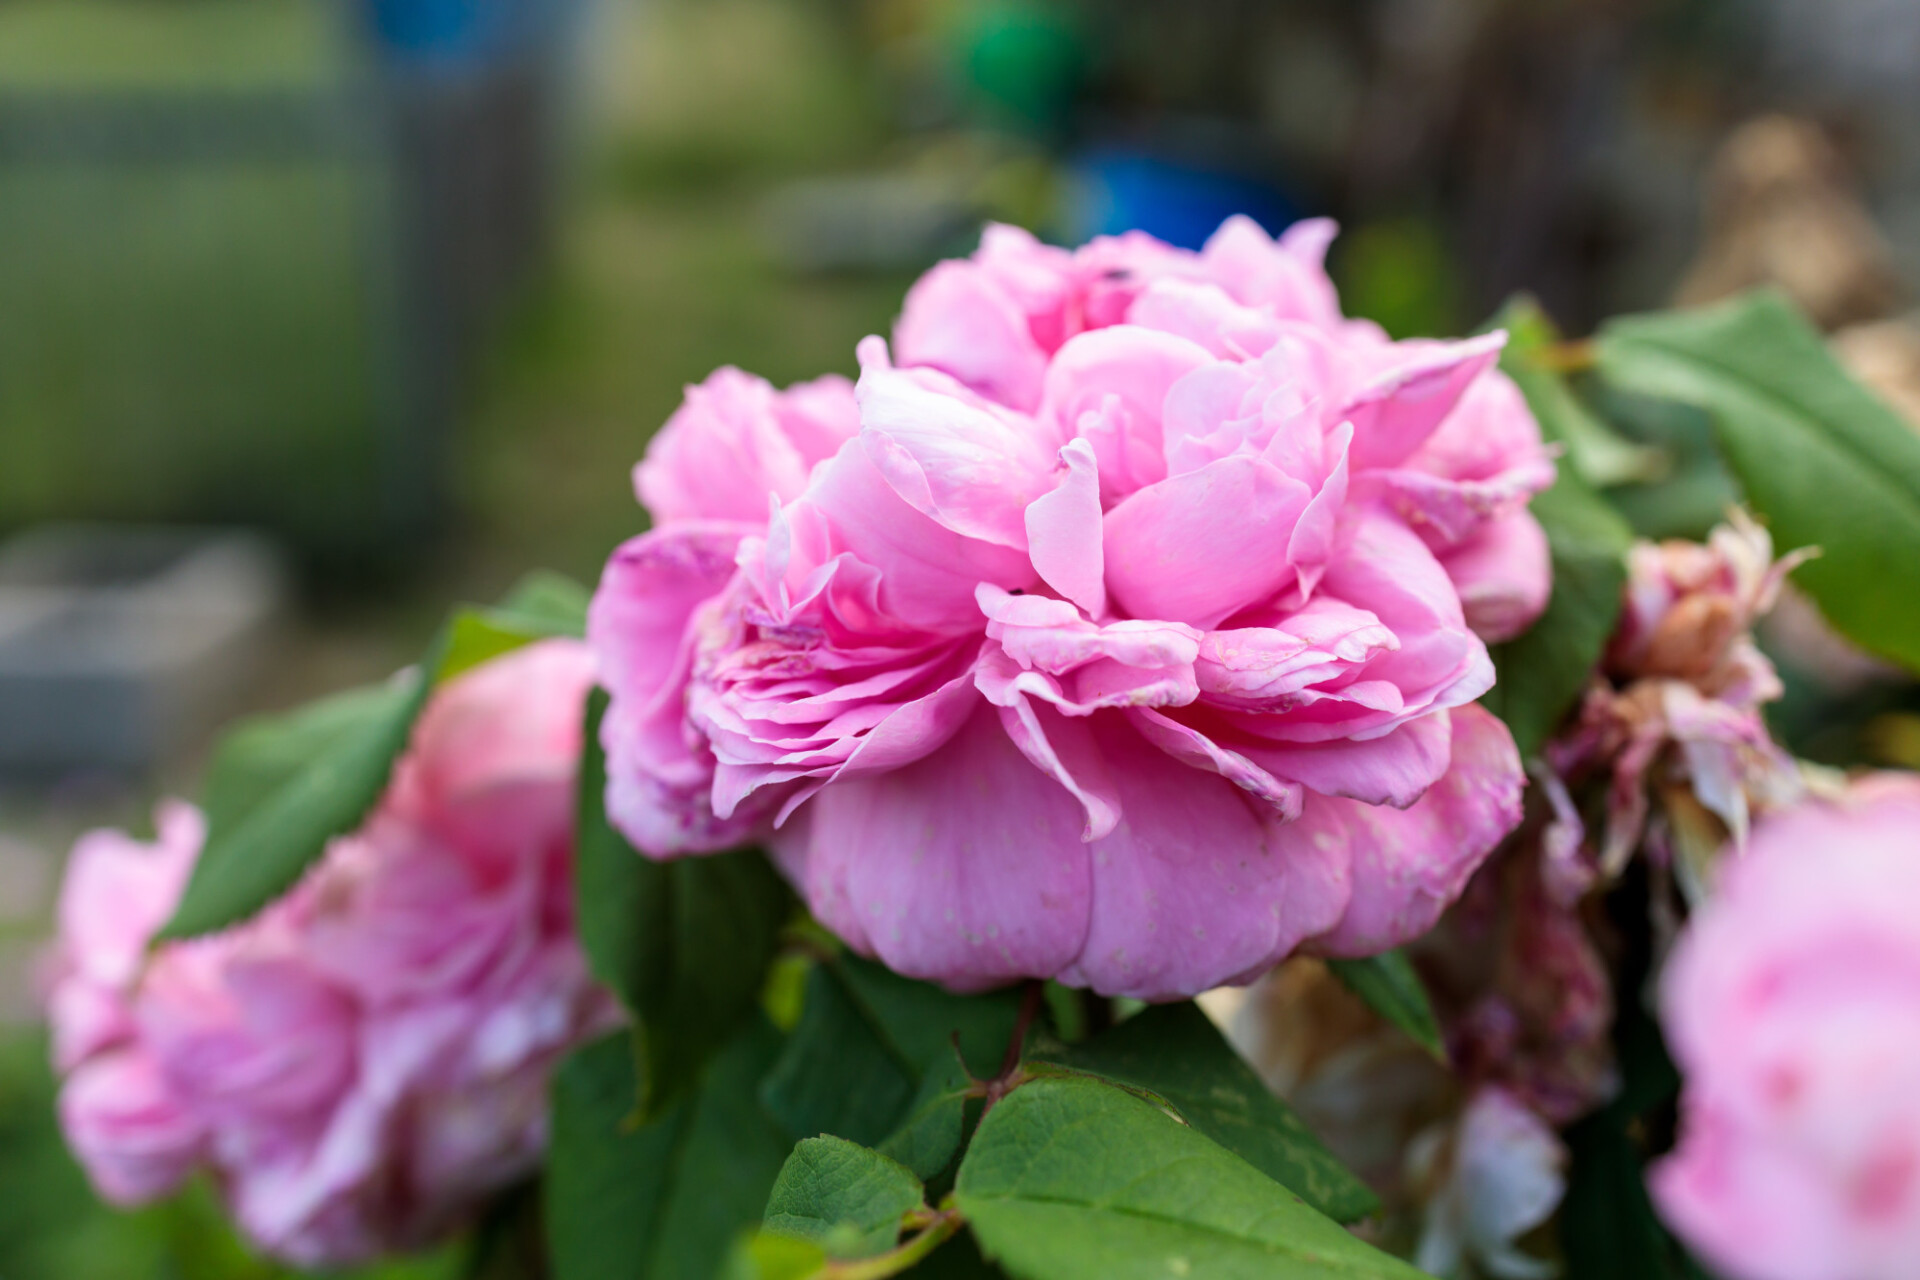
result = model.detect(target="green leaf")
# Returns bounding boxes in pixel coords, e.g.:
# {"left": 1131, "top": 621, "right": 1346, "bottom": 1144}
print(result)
{"left": 436, "top": 610, "right": 551, "bottom": 684}
{"left": 761, "top": 956, "right": 1022, "bottom": 1155}
{"left": 1325, "top": 952, "right": 1445, "bottom": 1059}
{"left": 546, "top": 1020, "right": 792, "bottom": 1280}
{"left": 1597, "top": 289, "right": 1920, "bottom": 672}
{"left": 437, "top": 572, "right": 593, "bottom": 682}
{"left": 764, "top": 1137, "right": 927, "bottom": 1259}
{"left": 159, "top": 663, "right": 432, "bottom": 941}
{"left": 834, "top": 956, "right": 1025, "bottom": 1078}
{"left": 876, "top": 1060, "right": 974, "bottom": 1181}
{"left": 1034, "top": 1002, "right": 1377, "bottom": 1223}
{"left": 1490, "top": 296, "right": 1668, "bottom": 489}
{"left": 956, "top": 1076, "right": 1427, "bottom": 1280}
{"left": 495, "top": 568, "right": 593, "bottom": 636}
{"left": 1483, "top": 300, "right": 1633, "bottom": 759}
{"left": 761, "top": 963, "right": 919, "bottom": 1149}
{"left": 575, "top": 688, "right": 793, "bottom": 1117}
{"left": 722, "top": 1233, "right": 829, "bottom": 1280}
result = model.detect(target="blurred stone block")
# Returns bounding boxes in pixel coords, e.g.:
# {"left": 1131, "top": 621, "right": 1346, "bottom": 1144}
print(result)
{"left": 0, "top": 524, "right": 285, "bottom": 775}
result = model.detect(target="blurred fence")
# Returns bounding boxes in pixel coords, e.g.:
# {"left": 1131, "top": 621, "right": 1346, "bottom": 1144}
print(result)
{"left": 0, "top": 0, "right": 579, "bottom": 573}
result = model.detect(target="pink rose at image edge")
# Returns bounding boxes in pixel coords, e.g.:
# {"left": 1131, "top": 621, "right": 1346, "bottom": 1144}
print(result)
{"left": 43, "top": 638, "right": 615, "bottom": 1267}
{"left": 1651, "top": 775, "right": 1920, "bottom": 1280}
{"left": 589, "top": 214, "right": 1553, "bottom": 999}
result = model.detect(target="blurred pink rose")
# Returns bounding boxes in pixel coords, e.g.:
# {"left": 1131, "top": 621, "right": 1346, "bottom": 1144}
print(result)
{"left": 1652, "top": 775, "right": 1920, "bottom": 1280}
{"left": 592, "top": 217, "right": 1546, "bottom": 999}
{"left": 46, "top": 639, "right": 616, "bottom": 1267}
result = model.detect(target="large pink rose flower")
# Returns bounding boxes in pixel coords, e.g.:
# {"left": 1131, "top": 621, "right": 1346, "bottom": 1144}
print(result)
{"left": 591, "top": 217, "right": 1547, "bottom": 999}
{"left": 1651, "top": 775, "right": 1920, "bottom": 1280}
{"left": 45, "top": 640, "right": 616, "bottom": 1268}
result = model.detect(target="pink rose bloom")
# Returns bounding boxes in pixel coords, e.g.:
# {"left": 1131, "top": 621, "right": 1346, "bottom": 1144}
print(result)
{"left": 45, "top": 640, "right": 616, "bottom": 1268}
{"left": 592, "top": 216, "right": 1544, "bottom": 999}
{"left": 1652, "top": 776, "right": 1920, "bottom": 1280}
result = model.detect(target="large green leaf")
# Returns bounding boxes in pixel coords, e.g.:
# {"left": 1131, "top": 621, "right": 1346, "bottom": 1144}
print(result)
{"left": 158, "top": 662, "right": 433, "bottom": 941}
{"left": 1035, "top": 1002, "right": 1376, "bottom": 1223}
{"left": 835, "top": 956, "right": 1025, "bottom": 1077}
{"left": 876, "top": 1059, "right": 975, "bottom": 1182}
{"left": 761, "top": 957, "right": 1022, "bottom": 1160}
{"left": 760, "top": 963, "right": 920, "bottom": 1150}
{"left": 1598, "top": 289, "right": 1920, "bottom": 672}
{"left": 546, "top": 1021, "right": 792, "bottom": 1280}
{"left": 1483, "top": 299, "right": 1633, "bottom": 759}
{"left": 956, "top": 1076, "right": 1426, "bottom": 1280}
{"left": 575, "top": 689, "right": 793, "bottom": 1117}
{"left": 1324, "top": 951, "right": 1445, "bottom": 1061}
{"left": 764, "top": 1137, "right": 927, "bottom": 1259}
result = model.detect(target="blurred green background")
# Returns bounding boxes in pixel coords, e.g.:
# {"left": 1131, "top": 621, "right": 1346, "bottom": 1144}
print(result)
{"left": 4, "top": 0, "right": 1920, "bottom": 1273}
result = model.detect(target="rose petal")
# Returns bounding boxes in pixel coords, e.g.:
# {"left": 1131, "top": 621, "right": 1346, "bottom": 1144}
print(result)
{"left": 1306, "top": 704, "right": 1525, "bottom": 957}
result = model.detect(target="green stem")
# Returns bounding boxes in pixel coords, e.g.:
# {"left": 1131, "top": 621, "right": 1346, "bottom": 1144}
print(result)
{"left": 1533, "top": 338, "right": 1597, "bottom": 373}
{"left": 815, "top": 1208, "right": 966, "bottom": 1280}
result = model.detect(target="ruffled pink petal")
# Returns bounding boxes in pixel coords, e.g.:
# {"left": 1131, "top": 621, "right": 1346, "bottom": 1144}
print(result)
{"left": 391, "top": 639, "right": 596, "bottom": 860}
{"left": 1199, "top": 215, "right": 1345, "bottom": 329}
{"left": 995, "top": 698, "right": 1123, "bottom": 840}
{"left": 142, "top": 947, "right": 359, "bottom": 1121}
{"left": 799, "top": 444, "right": 1038, "bottom": 632}
{"left": 1055, "top": 714, "right": 1353, "bottom": 1000}
{"left": 1159, "top": 360, "right": 1268, "bottom": 477}
{"left": 1244, "top": 708, "right": 1454, "bottom": 809}
{"left": 1258, "top": 511, "right": 1492, "bottom": 742}
{"left": 1357, "top": 459, "right": 1558, "bottom": 550}
{"left": 588, "top": 524, "right": 764, "bottom": 855}
{"left": 1024, "top": 438, "right": 1107, "bottom": 616}
{"left": 783, "top": 702, "right": 1093, "bottom": 991}
{"left": 892, "top": 259, "right": 1050, "bottom": 412}
{"left": 855, "top": 340, "right": 1059, "bottom": 550}
{"left": 1102, "top": 453, "right": 1312, "bottom": 629}
{"left": 588, "top": 523, "right": 753, "bottom": 708}
{"left": 56, "top": 801, "right": 203, "bottom": 993}
{"left": 1341, "top": 333, "right": 1508, "bottom": 472}
{"left": 59, "top": 1047, "right": 206, "bottom": 1205}
{"left": 1442, "top": 511, "right": 1553, "bottom": 644}
{"left": 1400, "top": 368, "right": 1549, "bottom": 487}
{"left": 1125, "top": 277, "right": 1282, "bottom": 360}
{"left": 1127, "top": 708, "right": 1304, "bottom": 820}
{"left": 634, "top": 367, "right": 857, "bottom": 525}
{"left": 702, "top": 644, "right": 981, "bottom": 822}
{"left": 1192, "top": 596, "right": 1398, "bottom": 711}
{"left": 977, "top": 585, "right": 1201, "bottom": 683}
{"left": 1306, "top": 704, "right": 1525, "bottom": 957}
{"left": 1043, "top": 325, "right": 1216, "bottom": 502}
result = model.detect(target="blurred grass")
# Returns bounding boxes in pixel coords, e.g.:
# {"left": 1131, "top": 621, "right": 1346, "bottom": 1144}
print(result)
{"left": 0, "top": 0, "right": 345, "bottom": 89}
{"left": 0, "top": 164, "right": 385, "bottom": 543}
